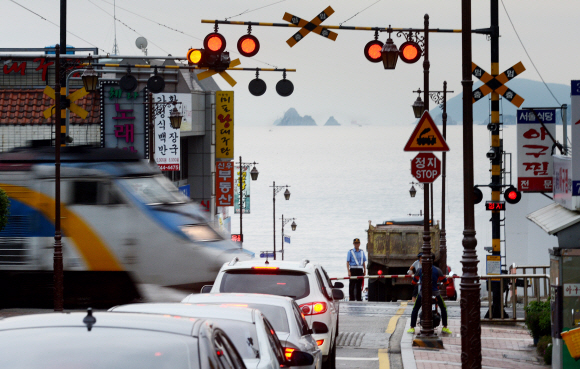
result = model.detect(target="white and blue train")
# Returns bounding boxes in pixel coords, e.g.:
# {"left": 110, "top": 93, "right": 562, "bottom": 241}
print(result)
{"left": 0, "top": 146, "right": 253, "bottom": 307}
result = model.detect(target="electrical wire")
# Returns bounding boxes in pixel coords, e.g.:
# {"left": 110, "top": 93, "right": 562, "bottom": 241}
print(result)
{"left": 500, "top": 0, "right": 561, "bottom": 106}
{"left": 7, "top": 0, "right": 107, "bottom": 53}
{"left": 339, "top": 0, "right": 382, "bottom": 26}
{"left": 224, "top": 0, "right": 287, "bottom": 21}
{"left": 87, "top": 0, "right": 170, "bottom": 54}
{"left": 95, "top": 0, "right": 279, "bottom": 68}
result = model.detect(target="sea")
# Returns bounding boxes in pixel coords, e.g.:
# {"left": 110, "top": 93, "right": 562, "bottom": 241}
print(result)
{"left": 229, "top": 124, "right": 559, "bottom": 285}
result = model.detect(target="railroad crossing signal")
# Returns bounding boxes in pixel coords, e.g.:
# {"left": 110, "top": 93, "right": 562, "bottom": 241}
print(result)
{"left": 282, "top": 6, "right": 338, "bottom": 47}
{"left": 196, "top": 58, "right": 241, "bottom": 87}
{"left": 472, "top": 61, "right": 526, "bottom": 107}
{"left": 42, "top": 86, "right": 89, "bottom": 119}
{"left": 404, "top": 111, "right": 449, "bottom": 152}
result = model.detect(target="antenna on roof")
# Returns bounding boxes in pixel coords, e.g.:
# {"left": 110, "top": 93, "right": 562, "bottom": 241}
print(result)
{"left": 135, "top": 37, "right": 148, "bottom": 56}
{"left": 112, "top": 0, "right": 120, "bottom": 55}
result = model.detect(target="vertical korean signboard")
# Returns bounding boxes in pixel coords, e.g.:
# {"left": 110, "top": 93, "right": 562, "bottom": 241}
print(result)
{"left": 234, "top": 165, "right": 250, "bottom": 214}
{"left": 101, "top": 81, "right": 148, "bottom": 158}
{"left": 517, "top": 109, "right": 556, "bottom": 192}
{"left": 153, "top": 93, "right": 189, "bottom": 171}
{"left": 216, "top": 161, "right": 234, "bottom": 207}
{"left": 216, "top": 91, "right": 234, "bottom": 159}
{"left": 572, "top": 81, "right": 580, "bottom": 207}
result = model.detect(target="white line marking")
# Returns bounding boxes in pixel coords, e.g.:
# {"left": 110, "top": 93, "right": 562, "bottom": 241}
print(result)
{"left": 336, "top": 357, "right": 379, "bottom": 361}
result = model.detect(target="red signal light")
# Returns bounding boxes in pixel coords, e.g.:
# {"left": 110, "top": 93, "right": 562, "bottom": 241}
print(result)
{"left": 204, "top": 33, "right": 226, "bottom": 54}
{"left": 364, "top": 40, "right": 384, "bottom": 63}
{"left": 237, "top": 35, "right": 260, "bottom": 57}
{"left": 378, "top": 270, "right": 383, "bottom": 275}
{"left": 504, "top": 186, "right": 521, "bottom": 204}
{"left": 399, "top": 41, "right": 422, "bottom": 64}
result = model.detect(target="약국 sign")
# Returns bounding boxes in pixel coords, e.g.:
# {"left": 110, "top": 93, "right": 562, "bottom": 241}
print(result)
{"left": 517, "top": 109, "right": 556, "bottom": 192}
{"left": 100, "top": 81, "right": 148, "bottom": 158}
{"left": 216, "top": 161, "right": 234, "bottom": 207}
{"left": 216, "top": 91, "right": 234, "bottom": 159}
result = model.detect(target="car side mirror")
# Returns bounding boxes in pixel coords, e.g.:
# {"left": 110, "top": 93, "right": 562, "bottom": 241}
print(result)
{"left": 333, "top": 282, "right": 344, "bottom": 289}
{"left": 307, "top": 328, "right": 314, "bottom": 335}
{"left": 287, "top": 350, "right": 314, "bottom": 367}
{"left": 200, "top": 285, "right": 213, "bottom": 293}
{"left": 332, "top": 288, "right": 344, "bottom": 300}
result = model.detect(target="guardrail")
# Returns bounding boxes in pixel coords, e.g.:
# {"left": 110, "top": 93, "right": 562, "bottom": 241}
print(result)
{"left": 480, "top": 274, "right": 550, "bottom": 323}
{"left": 515, "top": 265, "right": 550, "bottom": 302}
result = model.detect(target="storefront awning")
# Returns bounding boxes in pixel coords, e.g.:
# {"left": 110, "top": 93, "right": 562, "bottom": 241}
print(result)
{"left": 527, "top": 202, "right": 580, "bottom": 235}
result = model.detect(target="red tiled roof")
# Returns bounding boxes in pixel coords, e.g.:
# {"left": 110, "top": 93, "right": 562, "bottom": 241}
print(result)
{"left": 0, "top": 89, "right": 100, "bottom": 124}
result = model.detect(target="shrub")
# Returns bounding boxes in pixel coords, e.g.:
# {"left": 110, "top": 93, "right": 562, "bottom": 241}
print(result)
{"left": 544, "top": 343, "right": 552, "bottom": 365}
{"left": 524, "top": 300, "right": 551, "bottom": 341}
{"left": 536, "top": 335, "right": 551, "bottom": 356}
{"left": 0, "top": 188, "right": 9, "bottom": 232}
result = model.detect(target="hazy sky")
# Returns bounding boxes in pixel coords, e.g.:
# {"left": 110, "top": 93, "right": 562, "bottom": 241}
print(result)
{"left": 3, "top": 0, "right": 579, "bottom": 126}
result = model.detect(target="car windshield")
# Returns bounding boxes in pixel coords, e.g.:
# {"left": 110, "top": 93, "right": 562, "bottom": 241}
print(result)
{"left": 118, "top": 175, "right": 187, "bottom": 205}
{"left": 220, "top": 270, "right": 310, "bottom": 300}
{"left": 216, "top": 304, "right": 290, "bottom": 334}
{"left": 1, "top": 327, "right": 198, "bottom": 369}
{"left": 211, "top": 319, "right": 261, "bottom": 359}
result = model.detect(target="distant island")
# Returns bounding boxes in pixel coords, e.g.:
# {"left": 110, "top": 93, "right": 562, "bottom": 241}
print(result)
{"left": 324, "top": 116, "right": 341, "bottom": 126}
{"left": 274, "top": 108, "right": 317, "bottom": 126}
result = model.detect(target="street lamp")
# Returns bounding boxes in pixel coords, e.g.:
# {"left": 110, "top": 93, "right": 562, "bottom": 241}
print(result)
{"left": 168, "top": 102, "right": 183, "bottom": 129}
{"left": 280, "top": 215, "right": 297, "bottom": 260}
{"left": 411, "top": 82, "right": 454, "bottom": 276}
{"left": 380, "top": 29, "right": 399, "bottom": 70}
{"left": 409, "top": 181, "right": 423, "bottom": 198}
{"left": 271, "top": 182, "right": 290, "bottom": 260}
{"left": 81, "top": 56, "right": 99, "bottom": 92}
{"left": 237, "top": 157, "right": 259, "bottom": 246}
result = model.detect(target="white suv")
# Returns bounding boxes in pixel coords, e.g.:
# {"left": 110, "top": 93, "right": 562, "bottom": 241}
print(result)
{"left": 207, "top": 258, "right": 344, "bottom": 369}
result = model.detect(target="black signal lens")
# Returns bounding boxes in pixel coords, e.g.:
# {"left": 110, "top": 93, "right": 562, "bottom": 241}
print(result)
{"left": 237, "top": 35, "right": 260, "bottom": 57}
{"left": 399, "top": 41, "right": 422, "bottom": 64}
{"left": 474, "top": 187, "right": 483, "bottom": 204}
{"left": 364, "top": 40, "right": 384, "bottom": 63}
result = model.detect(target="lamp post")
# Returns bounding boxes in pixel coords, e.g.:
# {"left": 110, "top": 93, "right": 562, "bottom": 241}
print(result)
{"left": 411, "top": 82, "right": 454, "bottom": 276}
{"left": 271, "top": 182, "right": 290, "bottom": 260}
{"left": 461, "top": 0, "right": 482, "bottom": 366}
{"left": 237, "top": 157, "right": 259, "bottom": 245}
{"left": 280, "top": 215, "right": 296, "bottom": 261}
{"left": 53, "top": 44, "right": 64, "bottom": 312}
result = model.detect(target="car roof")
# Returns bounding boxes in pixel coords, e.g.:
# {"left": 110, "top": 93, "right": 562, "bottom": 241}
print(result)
{"left": 182, "top": 293, "right": 296, "bottom": 308}
{"left": 0, "top": 311, "right": 199, "bottom": 336}
{"left": 110, "top": 303, "right": 256, "bottom": 323}
{"left": 222, "top": 258, "right": 318, "bottom": 272}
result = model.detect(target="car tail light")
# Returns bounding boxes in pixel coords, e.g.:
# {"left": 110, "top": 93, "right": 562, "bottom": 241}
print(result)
{"left": 299, "top": 302, "right": 327, "bottom": 315}
{"left": 252, "top": 266, "right": 279, "bottom": 270}
{"left": 316, "top": 339, "right": 324, "bottom": 346}
{"left": 284, "top": 347, "right": 295, "bottom": 360}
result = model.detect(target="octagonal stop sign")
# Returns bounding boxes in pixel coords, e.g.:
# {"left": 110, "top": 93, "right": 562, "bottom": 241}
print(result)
{"left": 411, "top": 153, "right": 441, "bottom": 183}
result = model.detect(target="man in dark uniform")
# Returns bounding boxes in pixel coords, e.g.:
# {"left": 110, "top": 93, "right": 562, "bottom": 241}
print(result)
{"left": 346, "top": 238, "right": 367, "bottom": 301}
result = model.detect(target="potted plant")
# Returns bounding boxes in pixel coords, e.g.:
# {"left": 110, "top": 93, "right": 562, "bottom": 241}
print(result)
{"left": 524, "top": 300, "right": 551, "bottom": 345}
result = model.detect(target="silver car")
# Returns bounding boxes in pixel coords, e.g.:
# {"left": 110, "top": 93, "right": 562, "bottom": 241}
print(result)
{"left": 0, "top": 310, "right": 247, "bottom": 369}
{"left": 181, "top": 293, "right": 323, "bottom": 369}
{"left": 110, "top": 303, "right": 314, "bottom": 369}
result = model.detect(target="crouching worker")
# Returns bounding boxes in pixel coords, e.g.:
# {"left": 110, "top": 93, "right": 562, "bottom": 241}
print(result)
{"left": 407, "top": 264, "right": 452, "bottom": 335}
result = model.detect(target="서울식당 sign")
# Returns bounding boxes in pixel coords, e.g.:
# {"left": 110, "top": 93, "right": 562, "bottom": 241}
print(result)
{"left": 100, "top": 81, "right": 148, "bottom": 158}
{"left": 517, "top": 109, "right": 556, "bottom": 192}
{"left": 216, "top": 161, "right": 234, "bottom": 207}
{"left": 216, "top": 91, "right": 234, "bottom": 159}
{"left": 234, "top": 165, "right": 250, "bottom": 214}
{"left": 154, "top": 93, "right": 187, "bottom": 171}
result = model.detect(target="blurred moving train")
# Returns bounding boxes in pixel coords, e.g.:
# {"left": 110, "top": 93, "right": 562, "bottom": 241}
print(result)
{"left": 0, "top": 146, "right": 253, "bottom": 307}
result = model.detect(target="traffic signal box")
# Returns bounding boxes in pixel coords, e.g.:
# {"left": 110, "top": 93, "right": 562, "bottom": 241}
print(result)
{"left": 187, "top": 33, "right": 232, "bottom": 71}
{"left": 237, "top": 35, "right": 260, "bottom": 57}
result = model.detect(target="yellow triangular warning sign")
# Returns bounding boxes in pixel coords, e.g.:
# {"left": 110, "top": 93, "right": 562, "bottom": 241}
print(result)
{"left": 404, "top": 111, "right": 449, "bottom": 152}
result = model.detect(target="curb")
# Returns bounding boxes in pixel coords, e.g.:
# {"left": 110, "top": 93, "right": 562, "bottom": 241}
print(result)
{"left": 401, "top": 318, "right": 417, "bottom": 369}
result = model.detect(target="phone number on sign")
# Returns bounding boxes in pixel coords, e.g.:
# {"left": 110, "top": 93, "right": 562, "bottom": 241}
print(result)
{"left": 158, "top": 164, "right": 180, "bottom": 171}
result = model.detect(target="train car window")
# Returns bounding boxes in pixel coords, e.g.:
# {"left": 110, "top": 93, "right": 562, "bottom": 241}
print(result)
{"left": 72, "top": 181, "right": 98, "bottom": 205}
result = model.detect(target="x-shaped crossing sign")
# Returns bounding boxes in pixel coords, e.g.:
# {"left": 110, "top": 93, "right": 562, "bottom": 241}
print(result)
{"left": 471, "top": 61, "right": 526, "bottom": 107}
{"left": 197, "top": 58, "right": 241, "bottom": 87}
{"left": 43, "top": 86, "right": 89, "bottom": 119}
{"left": 283, "top": 6, "right": 338, "bottom": 47}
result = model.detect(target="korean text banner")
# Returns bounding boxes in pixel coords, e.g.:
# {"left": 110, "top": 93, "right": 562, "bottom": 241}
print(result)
{"left": 216, "top": 161, "right": 234, "bottom": 207}
{"left": 216, "top": 91, "right": 234, "bottom": 159}
{"left": 154, "top": 93, "right": 186, "bottom": 171}
{"left": 516, "top": 109, "right": 556, "bottom": 192}
{"left": 101, "top": 81, "right": 148, "bottom": 158}
{"left": 234, "top": 165, "right": 250, "bottom": 214}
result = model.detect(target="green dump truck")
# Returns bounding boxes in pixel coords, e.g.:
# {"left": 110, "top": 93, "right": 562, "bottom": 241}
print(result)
{"left": 366, "top": 218, "right": 440, "bottom": 302}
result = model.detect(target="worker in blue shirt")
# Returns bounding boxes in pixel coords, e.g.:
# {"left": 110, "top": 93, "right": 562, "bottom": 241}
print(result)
{"left": 407, "top": 265, "right": 452, "bottom": 334}
{"left": 346, "top": 238, "right": 367, "bottom": 301}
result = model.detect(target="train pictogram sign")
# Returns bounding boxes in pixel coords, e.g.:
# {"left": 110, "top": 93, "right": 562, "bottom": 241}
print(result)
{"left": 404, "top": 111, "right": 449, "bottom": 152}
